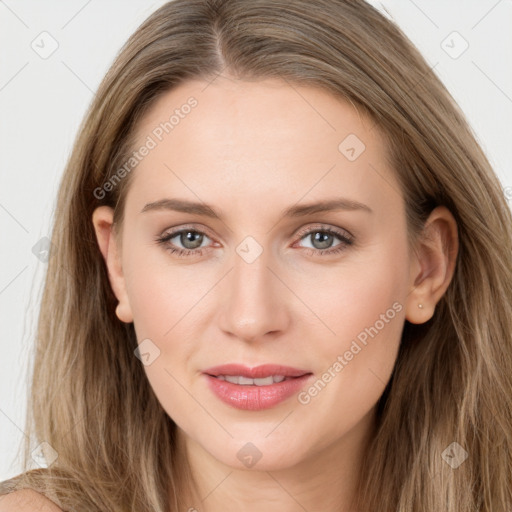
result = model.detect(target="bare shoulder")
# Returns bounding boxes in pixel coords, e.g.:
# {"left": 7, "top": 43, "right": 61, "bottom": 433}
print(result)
{"left": 0, "top": 489, "right": 63, "bottom": 511}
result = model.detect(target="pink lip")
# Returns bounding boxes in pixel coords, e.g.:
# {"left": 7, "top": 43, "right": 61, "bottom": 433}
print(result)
{"left": 202, "top": 364, "right": 313, "bottom": 411}
{"left": 203, "top": 364, "right": 310, "bottom": 379}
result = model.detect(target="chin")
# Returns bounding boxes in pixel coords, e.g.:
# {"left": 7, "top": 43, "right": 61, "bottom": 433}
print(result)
{"left": 199, "top": 434, "right": 310, "bottom": 472}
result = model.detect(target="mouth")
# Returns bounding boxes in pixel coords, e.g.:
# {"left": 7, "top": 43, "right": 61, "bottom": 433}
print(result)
{"left": 202, "top": 364, "right": 313, "bottom": 411}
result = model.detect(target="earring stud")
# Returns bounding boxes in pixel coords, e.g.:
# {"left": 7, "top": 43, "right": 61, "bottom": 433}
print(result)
{"left": 418, "top": 303, "right": 424, "bottom": 309}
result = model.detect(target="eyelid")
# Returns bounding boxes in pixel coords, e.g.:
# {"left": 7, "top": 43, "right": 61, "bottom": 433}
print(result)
{"left": 159, "top": 223, "right": 216, "bottom": 241}
{"left": 293, "top": 223, "right": 354, "bottom": 243}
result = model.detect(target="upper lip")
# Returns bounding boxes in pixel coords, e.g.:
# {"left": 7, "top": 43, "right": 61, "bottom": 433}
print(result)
{"left": 203, "top": 364, "right": 311, "bottom": 379}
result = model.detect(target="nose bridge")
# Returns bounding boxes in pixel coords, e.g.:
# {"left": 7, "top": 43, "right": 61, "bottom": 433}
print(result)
{"left": 219, "top": 242, "right": 288, "bottom": 341}
{"left": 232, "top": 247, "right": 271, "bottom": 303}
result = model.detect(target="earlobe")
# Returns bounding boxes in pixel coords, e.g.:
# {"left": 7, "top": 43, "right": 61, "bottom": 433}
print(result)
{"left": 92, "top": 206, "right": 133, "bottom": 323}
{"left": 405, "top": 206, "right": 459, "bottom": 325}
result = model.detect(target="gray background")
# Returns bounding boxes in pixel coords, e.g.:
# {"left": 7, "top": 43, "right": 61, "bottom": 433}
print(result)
{"left": 1, "top": 0, "right": 511, "bottom": 481}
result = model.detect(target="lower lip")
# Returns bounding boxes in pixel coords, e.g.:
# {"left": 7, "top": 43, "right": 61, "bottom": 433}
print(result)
{"left": 204, "top": 374, "right": 313, "bottom": 411}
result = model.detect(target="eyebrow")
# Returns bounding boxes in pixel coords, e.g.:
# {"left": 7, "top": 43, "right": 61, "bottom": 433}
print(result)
{"left": 141, "top": 197, "right": 373, "bottom": 219}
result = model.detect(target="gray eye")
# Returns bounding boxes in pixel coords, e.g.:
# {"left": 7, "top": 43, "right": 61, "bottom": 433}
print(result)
{"left": 175, "top": 231, "right": 205, "bottom": 250}
{"left": 309, "top": 232, "right": 335, "bottom": 250}
{"left": 300, "top": 231, "right": 342, "bottom": 250}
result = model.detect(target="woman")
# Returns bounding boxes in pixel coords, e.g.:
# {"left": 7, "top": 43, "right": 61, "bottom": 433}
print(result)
{"left": 1, "top": 0, "right": 511, "bottom": 510}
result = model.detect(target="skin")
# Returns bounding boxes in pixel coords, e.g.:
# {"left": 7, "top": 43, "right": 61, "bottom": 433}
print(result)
{"left": 0, "top": 489, "right": 62, "bottom": 512}
{"left": 92, "top": 76, "right": 458, "bottom": 511}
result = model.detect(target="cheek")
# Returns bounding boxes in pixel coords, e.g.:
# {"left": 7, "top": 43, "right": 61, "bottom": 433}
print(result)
{"left": 121, "top": 244, "right": 218, "bottom": 399}
{"left": 293, "top": 235, "right": 408, "bottom": 437}
{"left": 122, "top": 238, "right": 204, "bottom": 339}
{"left": 295, "top": 233, "right": 408, "bottom": 348}
{"left": 122, "top": 251, "right": 206, "bottom": 418}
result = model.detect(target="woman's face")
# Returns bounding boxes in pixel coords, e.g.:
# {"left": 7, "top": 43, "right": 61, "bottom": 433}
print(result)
{"left": 104, "top": 76, "right": 415, "bottom": 470}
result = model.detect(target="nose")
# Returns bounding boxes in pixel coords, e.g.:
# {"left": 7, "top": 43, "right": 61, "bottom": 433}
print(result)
{"left": 217, "top": 248, "right": 290, "bottom": 343}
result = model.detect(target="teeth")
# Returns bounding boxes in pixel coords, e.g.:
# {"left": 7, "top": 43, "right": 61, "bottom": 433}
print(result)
{"left": 239, "top": 376, "right": 257, "bottom": 385}
{"left": 217, "top": 375, "right": 287, "bottom": 386}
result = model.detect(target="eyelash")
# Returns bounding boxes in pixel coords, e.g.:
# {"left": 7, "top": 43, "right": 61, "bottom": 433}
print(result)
{"left": 155, "top": 224, "right": 354, "bottom": 259}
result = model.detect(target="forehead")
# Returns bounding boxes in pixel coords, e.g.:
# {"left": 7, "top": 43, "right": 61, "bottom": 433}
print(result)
{"left": 135, "top": 75, "right": 382, "bottom": 156}
{"left": 125, "top": 76, "right": 402, "bottom": 219}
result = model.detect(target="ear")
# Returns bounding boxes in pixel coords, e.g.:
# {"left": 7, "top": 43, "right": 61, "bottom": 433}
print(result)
{"left": 92, "top": 206, "right": 133, "bottom": 323}
{"left": 405, "top": 206, "right": 459, "bottom": 324}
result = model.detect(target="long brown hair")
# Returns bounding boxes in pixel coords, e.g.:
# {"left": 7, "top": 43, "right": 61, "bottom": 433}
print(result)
{"left": 1, "top": 1, "right": 511, "bottom": 510}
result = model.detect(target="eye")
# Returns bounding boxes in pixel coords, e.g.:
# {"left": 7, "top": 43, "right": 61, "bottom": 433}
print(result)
{"left": 155, "top": 226, "right": 213, "bottom": 257}
{"left": 155, "top": 224, "right": 354, "bottom": 258}
{"left": 293, "top": 225, "right": 354, "bottom": 256}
